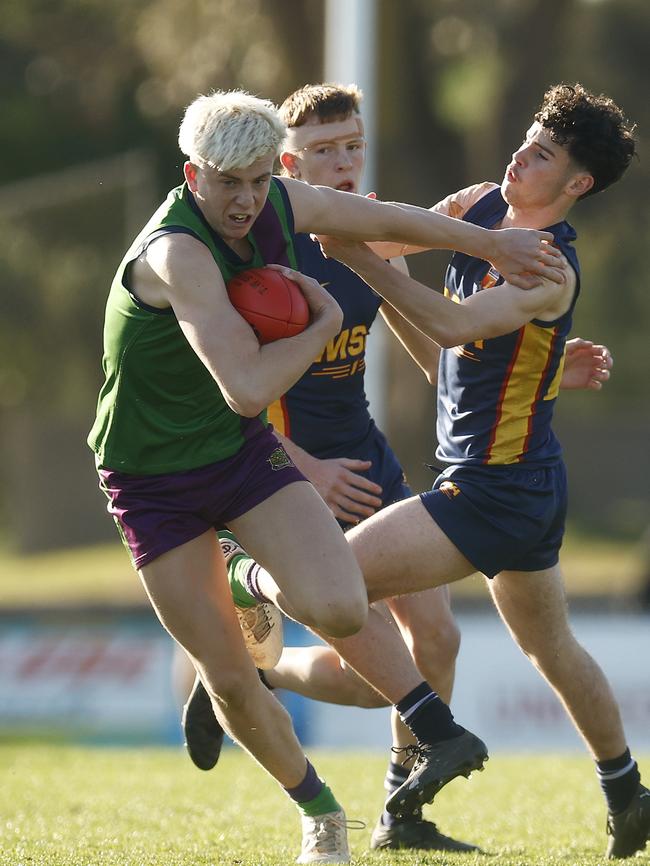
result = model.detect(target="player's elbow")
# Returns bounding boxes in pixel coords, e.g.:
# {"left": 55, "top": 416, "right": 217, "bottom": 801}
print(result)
{"left": 435, "top": 318, "right": 481, "bottom": 349}
{"left": 435, "top": 330, "right": 463, "bottom": 350}
{"left": 223, "top": 387, "right": 268, "bottom": 418}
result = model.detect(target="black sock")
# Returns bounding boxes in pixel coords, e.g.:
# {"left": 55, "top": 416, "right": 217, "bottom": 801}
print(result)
{"left": 596, "top": 748, "right": 640, "bottom": 814}
{"left": 381, "top": 760, "right": 420, "bottom": 826}
{"left": 395, "top": 682, "right": 464, "bottom": 745}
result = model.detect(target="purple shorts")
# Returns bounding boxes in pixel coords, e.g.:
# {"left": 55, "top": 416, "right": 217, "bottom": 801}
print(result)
{"left": 98, "top": 427, "right": 306, "bottom": 570}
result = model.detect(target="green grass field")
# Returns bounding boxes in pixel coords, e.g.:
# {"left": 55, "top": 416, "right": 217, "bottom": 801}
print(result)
{"left": 1, "top": 745, "right": 648, "bottom": 865}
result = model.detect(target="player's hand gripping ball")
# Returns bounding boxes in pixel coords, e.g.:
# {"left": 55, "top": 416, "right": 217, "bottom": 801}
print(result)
{"left": 227, "top": 267, "right": 310, "bottom": 344}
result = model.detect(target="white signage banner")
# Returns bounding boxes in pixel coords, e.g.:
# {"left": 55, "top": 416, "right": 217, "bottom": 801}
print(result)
{"left": 1, "top": 610, "right": 648, "bottom": 752}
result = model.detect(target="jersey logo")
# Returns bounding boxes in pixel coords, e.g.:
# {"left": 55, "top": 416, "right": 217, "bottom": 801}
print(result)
{"left": 312, "top": 324, "right": 368, "bottom": 378}
{"left": 267, "top": 446, "right": 294, "bottom": 471}
{"left": 481, "top": 266, "right": 500, "bottom": 289}
{"left": 315, "top": 324, "right": 368, "bottom": 363}
{"left": 439, "top": 480, "right": 461, "bottom": 499}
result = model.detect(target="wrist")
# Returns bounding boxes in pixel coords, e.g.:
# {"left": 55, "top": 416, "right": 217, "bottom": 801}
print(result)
{"left": 311, "top": 306, "right": 343, "bottom": 339}
{"left": 468, "top": 225, "right": 494, "bottom": 263}
{"left": 349, "top": 249, "right": 389, "bottom": 281}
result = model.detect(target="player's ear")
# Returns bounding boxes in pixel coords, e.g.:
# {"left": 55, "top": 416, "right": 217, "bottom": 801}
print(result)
{"left": 567, "top": 171, "right": 594, "bottom": 199}
{"left": 184, "top": 161, "right": 199, "bottom": 191}
{"left": 280, "top": 151, "right": 301, "bottom": 179}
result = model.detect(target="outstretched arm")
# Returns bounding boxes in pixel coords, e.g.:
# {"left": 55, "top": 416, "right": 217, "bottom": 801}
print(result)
{"left": 282, "top": 177, "right": 562, "bottom": 290}
{"left": 315, "top": 236, "right": 573, "bottom": 348}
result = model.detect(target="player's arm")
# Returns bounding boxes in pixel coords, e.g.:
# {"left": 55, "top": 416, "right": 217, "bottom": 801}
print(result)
{"left": 370, "top": 182, "right": 499, "bottom": 260}
{"left": 131, "top": 235, "right": 342, "bottom": 417}
{"left": 560, "top": 338, "right": 613, "bottom": 390}
{"left": 316, "top": 236, "right": 574, "bottom": 348}
{"left": 379, "top": 257, "right": 440, "bottom": 386}
{"left": 282, "top": 176, "right": 562, "bottom": 289}
{"left": 273, "top": 431, "right": 383, "bottom": 523}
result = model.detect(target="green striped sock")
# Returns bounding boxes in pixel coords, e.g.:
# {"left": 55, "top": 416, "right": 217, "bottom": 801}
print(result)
{"left": 218, "top": 530, "right": 257, "bottom": 609}
{"left": 297, "top": 783, "right": 341, "bottom": 818}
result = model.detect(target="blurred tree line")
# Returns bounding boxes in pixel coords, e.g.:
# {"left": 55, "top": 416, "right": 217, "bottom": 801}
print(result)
{"left": 0, "top": 0, "right": 647, "bottom": 552}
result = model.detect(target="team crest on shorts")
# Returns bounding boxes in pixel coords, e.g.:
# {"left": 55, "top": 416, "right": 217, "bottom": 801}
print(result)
{"left": 439, "top": 480, "right": 461, "bottom": 499}
{"left": 267, "top": 446, "right": 294, "bottom": 471}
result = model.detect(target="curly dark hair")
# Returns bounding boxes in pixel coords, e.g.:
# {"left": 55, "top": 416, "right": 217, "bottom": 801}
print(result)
{"left": 535, "top": 83, "right": 636, "bottom": 198}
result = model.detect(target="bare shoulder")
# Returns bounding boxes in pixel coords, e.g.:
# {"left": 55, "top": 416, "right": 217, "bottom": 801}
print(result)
{"left": 132, "top": 232, "right": 224, "bottom": 308}
{"left": 432, "top": 181, "right": 499, "bottom": 218}
{"left": 279, "top": 175, "right": 327, "bottom": 231}
{"left": 533, "top": 257, "right": 577, "bottom": 323}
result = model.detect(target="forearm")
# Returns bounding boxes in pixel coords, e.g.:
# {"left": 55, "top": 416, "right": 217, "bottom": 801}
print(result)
{"left": 344, "top": 251, "right": 541, "bottom": 348}
{"left": 381, "top": 300, "right": 440, "bottom": 386}
{"left": 289, "top": 179, "right": 493, "bottom": 258}
{"left": 212, "top": 318, "right": 337, "bottom": 417}
{"left": 341, "top": 253, "right": 462, "bottom": 347}
{"left": 241, "top": 321, "right": 337, "bottom": 415}
{"left": 347, "top": 200, "right": 495, "bottom": 260}
{"left": 370, "top": 201, "right": 494, "bottom": 258}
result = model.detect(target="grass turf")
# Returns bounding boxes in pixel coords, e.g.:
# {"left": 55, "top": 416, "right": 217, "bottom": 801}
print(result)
{"left": 1, "top": 744, "right": 648, "bottom": 865}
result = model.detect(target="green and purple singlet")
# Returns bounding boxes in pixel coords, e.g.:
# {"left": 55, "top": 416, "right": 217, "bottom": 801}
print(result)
{"left": 88, "top": 179, "right": 298, "bottom": 474}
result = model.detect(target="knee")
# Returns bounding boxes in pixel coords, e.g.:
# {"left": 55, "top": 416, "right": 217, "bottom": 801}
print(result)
{"left": 202, "top": 669, "right": 252, "bottom": 713}
{"left": 512, "top": 623, "right": 578, "bottom": 673}
{"left": 298, "top": 590, "right": 368, "bottom": 639}
{"left": 411, "top": 617, "right": 461, "bottom": 683}
{"left": 315, "top": 597, "right": 368, "bottom": 638}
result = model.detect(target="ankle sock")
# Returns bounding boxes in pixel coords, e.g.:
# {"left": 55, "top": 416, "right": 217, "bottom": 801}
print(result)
{"left": 220, "top": 532, "right": 270, "bottom": 608}
{"left": 395, "top": 682, "right": 464, "bottom": 744}
{"left": 596, "top": 748, "right": 640, "bottom": 814}
{"left": 285, "top": 760, "right": 340, "bottom": 817}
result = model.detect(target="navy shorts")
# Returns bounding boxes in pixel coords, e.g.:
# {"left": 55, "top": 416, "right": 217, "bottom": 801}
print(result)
{"left": 97, "top": 426, "right": 306, "bottom": 570}
{"left": 419, "top": 461, "right": 568, "bottom": 578}
{"left": 330, "top": 425, "right": 412, "bottom": 531}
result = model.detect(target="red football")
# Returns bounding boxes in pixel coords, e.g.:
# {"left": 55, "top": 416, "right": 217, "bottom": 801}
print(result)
{"left": 226, "top": 267, "right": 310, "bottom": 344}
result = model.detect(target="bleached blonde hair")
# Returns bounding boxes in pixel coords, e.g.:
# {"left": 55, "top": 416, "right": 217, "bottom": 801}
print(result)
{"left": 178, "top": 90, "right": 286, "bottom": 172}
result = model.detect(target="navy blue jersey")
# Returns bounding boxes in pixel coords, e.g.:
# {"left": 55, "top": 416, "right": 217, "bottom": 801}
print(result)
{"left": 436, "top": 186, "right": 580, "bottom": 467}
{"left": 268, "top": 233, "right": 383, "bottom": 457}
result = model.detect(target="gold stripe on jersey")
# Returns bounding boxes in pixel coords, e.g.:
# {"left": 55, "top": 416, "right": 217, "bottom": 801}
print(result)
{"left": 311, "top": 359, "right": 366, "bottom": 379}
{"left": 486, "top": 322, "right": 558, "bottom": 464}
{"left": 267, "top": 398, "right": 288, "bottom": 437}
{"left": 545, "top": 349, "right": 565, "bottom": 402}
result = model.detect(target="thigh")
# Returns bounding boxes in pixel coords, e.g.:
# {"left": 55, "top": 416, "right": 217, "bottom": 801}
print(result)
{"left": 138, "top": 529, "right": 256, "bottom": 678}
{"left": 345, "top": 494, "right": 476, "bottom": 603}
{"left": 228, "top": 480, "right": 367, "bottom": 611}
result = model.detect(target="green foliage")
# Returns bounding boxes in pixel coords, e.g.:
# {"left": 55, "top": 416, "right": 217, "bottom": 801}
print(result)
{"left": 1, "top": 745, "right": 649, "bottom": 864}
